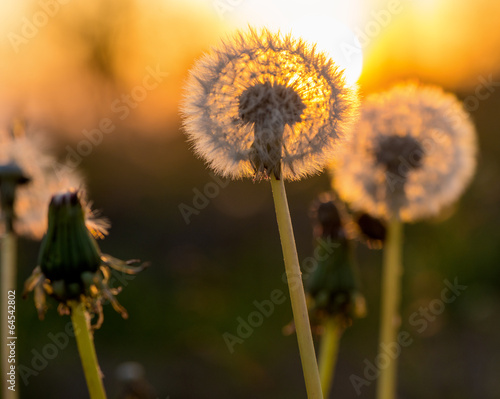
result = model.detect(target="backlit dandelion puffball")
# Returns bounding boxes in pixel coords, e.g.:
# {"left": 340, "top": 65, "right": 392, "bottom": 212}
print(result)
{"left": 0, "top": 127, "right": 82, "bottom": 239}
{"left": 181, "top": 28, "right": 358, "bottom": 181}
{"left": 332, "top": 83, "right": 477, "bottom": 222}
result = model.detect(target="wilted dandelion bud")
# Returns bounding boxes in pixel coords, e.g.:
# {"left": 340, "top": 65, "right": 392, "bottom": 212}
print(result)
{"left": 353, "top": 213, "right": 386, "bottom": 249}
{"left": 38, "top": 191, "right": 102, "bottom": 299}
{"left": 331, "top": 82, "right": 477, "bottom": 222}
{"left": 0, "top": 124, "right": 82, "bottom": 238}
{"left": 307, "top": 194, "right": 366, "bottom": 325}
{"left": 24, "top": 190, "right": 147, "bottom": 324}
{"left": 181, "top": 27, "right": 358, "bottom": 181}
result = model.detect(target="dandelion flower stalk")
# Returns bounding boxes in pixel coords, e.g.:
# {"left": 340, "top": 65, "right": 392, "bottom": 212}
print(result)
{"left": 1, "top": 121, "right": 83, "bottom": 398}
{"left": 318, "top": 316, "right": 342, "bottom": 397}
{"left": 69, "top": 301, "right": 106, "bottom": 399}
{"left": 24, "top": 190, "right": 146, "bottom": 398}
{"left": 306, "top": 195, "right": 366, "bottom": 397}
{"left": 271, "top": 175, "right": 323, "bottom": 398}
{"left": 0, "top": 162, "right": 29, "bottom": 399}
{"left": 181, "top": 27, "right": 358, "bottom": 397}
{"left": 1, "top": 232, "right": 19, "bottom": 399}
{"left": 331, "top": 82, "right": 477, "bottom": 398}
{"left": 376, "top": 217, "right": 402, "bottom": 399}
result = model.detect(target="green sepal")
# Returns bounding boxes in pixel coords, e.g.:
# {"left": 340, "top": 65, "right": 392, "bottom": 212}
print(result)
{"left": 38, "top": 192, "right": 101, "bottom": 295}
{"left": 306, "top": 237, "right": 362, "bottom": 320}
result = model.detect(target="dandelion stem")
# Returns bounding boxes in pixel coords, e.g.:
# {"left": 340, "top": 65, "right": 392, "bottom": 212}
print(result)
{"left": 69, "top": 301, "right": 107, "bottom": 399}
{"left": 376, "top": 217, "right": 403, "bottom": 399}
{"left": 1, "top": 232, "right": 18, "bottom": 399}
{"left": 270, "top": 175, "right": 323, "bottom": 399}
{"left": 319, "top": 317, "right": 342, "bottom": 398}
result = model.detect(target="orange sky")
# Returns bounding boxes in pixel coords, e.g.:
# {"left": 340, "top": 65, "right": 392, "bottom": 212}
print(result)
{"left": 1, "top": 0, "right": 499, "bottom": 141}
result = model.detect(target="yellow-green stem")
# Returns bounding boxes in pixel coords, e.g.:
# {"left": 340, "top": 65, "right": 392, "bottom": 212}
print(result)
{"left": 270, "top": 175, "right": 323, "bottom": 399}
{"left": 1, "top": 232, "right": 18, "bottom": 399}
{"left": 69, "top": 302, "right": 107, "bottom": 399}
{"left": 376, "top": 218, "right": 403, "bottom": 399}
{"left": 319, "top": 317, "right": 342, "bottom": 398}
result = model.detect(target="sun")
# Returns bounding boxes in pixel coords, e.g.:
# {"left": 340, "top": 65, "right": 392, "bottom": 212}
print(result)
{"left": 227, "top": 0, "right": 364, "bottom": 85}
{"left": 282, "top": 14, "right": 363, "bottom": 86}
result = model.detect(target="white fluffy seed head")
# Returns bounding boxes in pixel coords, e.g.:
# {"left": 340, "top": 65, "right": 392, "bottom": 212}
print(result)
{"left": 181, "top": 27, "right": 359, "bottom": 181}
{"left": 0, "top": 124, "right": 84, "bottom": 239}
{"left": 331, "top": 82, "right": 477, "bottom": 222}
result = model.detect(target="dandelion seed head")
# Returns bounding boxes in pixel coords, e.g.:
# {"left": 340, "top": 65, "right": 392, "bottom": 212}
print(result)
{"left": 181, "top": 27, "right": 358, "bottom": 180}
{"left": 0, "top": 125, "right": 83, "bottom": 239}
{"left": 332, "top": 82, "right": 477, "bottom": 222}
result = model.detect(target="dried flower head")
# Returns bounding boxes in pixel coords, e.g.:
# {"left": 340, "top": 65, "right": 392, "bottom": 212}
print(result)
{"left": 307, "top": 193, "right": 366, "bottom": 326}
{"left": 353, "top": 213, "right": 386, "bottom": 250}
{"left": 181, "top": 27, "right": 358, "bottom": 181}
{"left": 331, "top": 82, "right": 477, "bottom": 222}
{"left": 23, "top": 190, "right": 146, "bottom": 327}
{"left": 0, "top": 123, "right": 82, "bottom": 239}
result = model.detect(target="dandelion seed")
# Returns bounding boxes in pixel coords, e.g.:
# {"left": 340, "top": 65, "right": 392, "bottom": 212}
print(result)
{"left": 181, "top": 27, "right": 358, "bottom": 180}
{"left": 0, "top": 124, "right": 83, "bottom": 238}
{"left": 331, "top": 82, "right": 477, "bottom": 222}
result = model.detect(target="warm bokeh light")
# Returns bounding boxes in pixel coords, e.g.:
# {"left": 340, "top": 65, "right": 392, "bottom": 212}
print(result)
{"left": 2, "top": 0, "right": 500, "bottom": 143}
{"left": 2, "top": 2, "right": 500, "bottom": 399}
{"left": 280, "top": 16, "right": 363, "bottom": 86}
{"left": 0, "top": 0, "right": 226, "bottom": 139}
{"left": 227, "top": 1, "right": 364, "bottom": 84}
{"left": 357, "top": 0, "right": 500, "bottom": 90}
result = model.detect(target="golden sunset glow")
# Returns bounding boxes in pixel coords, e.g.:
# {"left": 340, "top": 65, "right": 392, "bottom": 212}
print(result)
{"left": 1, "top": 0, "right": 500, "bottom": 143}
{"left": 358, "top": 0, "right": 500, "bottom": 90}
{"left": 2, "top": 2, "right": 500, "bottom": 399}
{"left": 226, "top": 1, "right": 364, "bottom": 84}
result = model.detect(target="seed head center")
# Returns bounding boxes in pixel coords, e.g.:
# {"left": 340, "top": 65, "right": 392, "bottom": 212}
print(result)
{"left": 375, "top": 135, "right": 425, "bottom": 176}
{"left": 238, "top": 81, "right": 306, "bottom": 126}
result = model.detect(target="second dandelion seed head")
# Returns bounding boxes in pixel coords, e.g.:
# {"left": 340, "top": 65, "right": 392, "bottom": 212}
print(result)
{"left": 0, "top": 123, "right": 83, "bottom": 239}
{"left": 332, "top": 82, "right": 477, "bottom": 222}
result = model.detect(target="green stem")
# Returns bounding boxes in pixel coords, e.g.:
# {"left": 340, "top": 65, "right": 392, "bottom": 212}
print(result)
{"left": 376, "top": 218, "right": 403, "bottom": 399}
{"left": 69, "top": 302, "right": 107, "bottom": 399}
{"left": 1, "top": 232, "right": 18, "bottom": 399}
{"left": 270, "top": 175, "right": 323, "bottom": 399}
{"left": 319, "top": 317, "right": 342, "bottom": 398}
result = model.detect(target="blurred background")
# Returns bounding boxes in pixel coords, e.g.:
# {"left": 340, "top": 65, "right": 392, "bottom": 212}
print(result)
{"left": 1, "top": 0, "right": 500, "bottom": 397}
